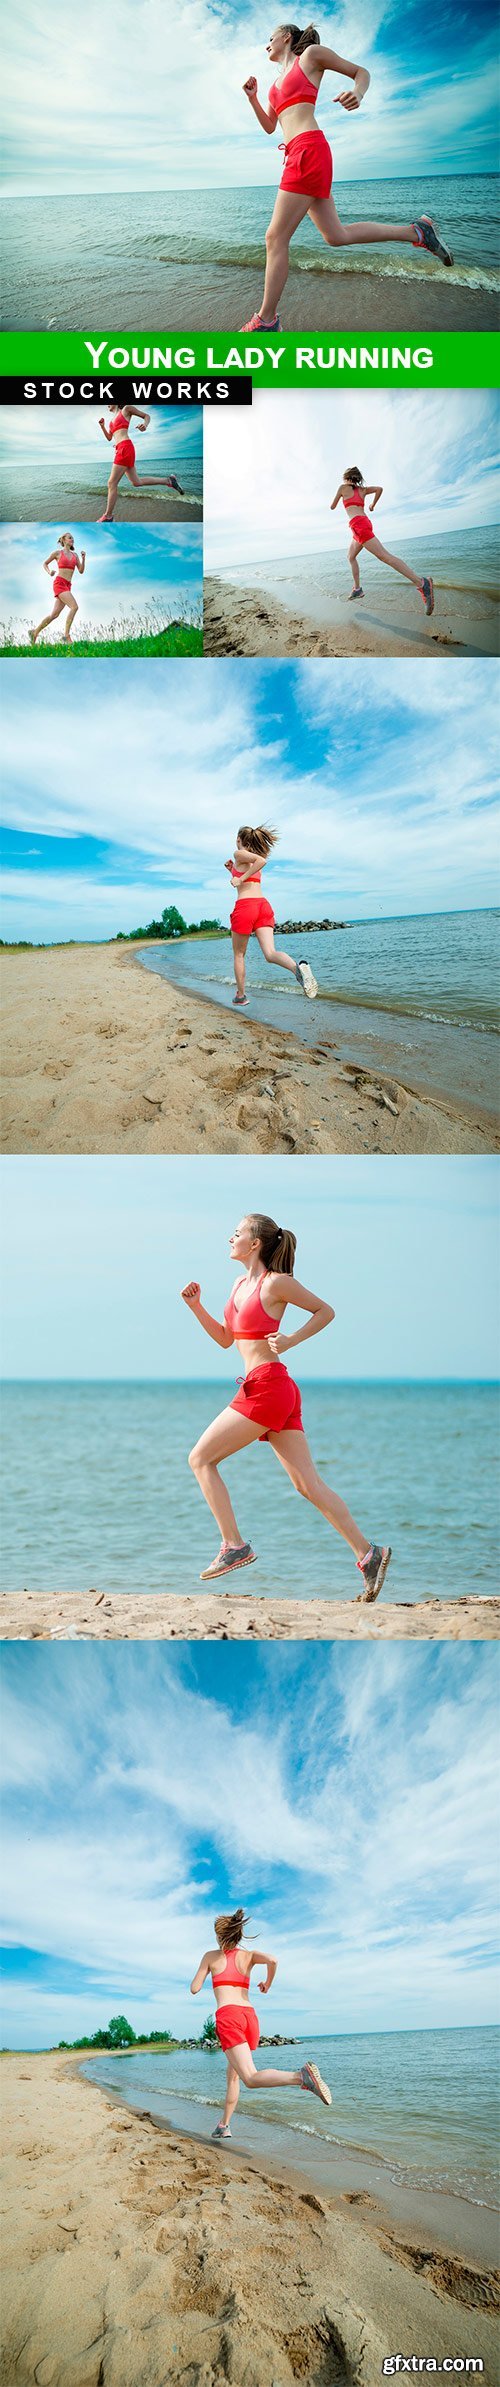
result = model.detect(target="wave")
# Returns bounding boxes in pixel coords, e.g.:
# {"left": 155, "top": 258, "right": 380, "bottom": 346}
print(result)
{"left": 135, "top": 237, "right": 500, "bottom": 293}
{"left": 148, "top": 961, "right": 499, "bottom": 1036}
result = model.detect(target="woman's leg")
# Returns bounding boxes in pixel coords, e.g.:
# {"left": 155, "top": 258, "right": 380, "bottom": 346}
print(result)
{"left": 222, "top": 2065, "right": 241, "bottom": 2129}
{"left": 368, "top": 533, "right": 425, "bottom": 590}
{"left": 99, "top": 464, "right": 123, "bottom": 521}
{"left": 259, "top": 189, "right": 312, "bottom": 319}
{"left": 268, "top": 1428, "right": 370, "bottom": 1561}
{"left": 224, "top": 2043, "right": 303, "bottom": 2091}
{"left": 231, "top": 932, "right": 248, "bottom": 1001}
{"left": 127, "top": 468, "right": 184, "bottom": 490}
{"left": 308, "top": 193, "right": 416, "bottom": 249}
{"left": 348, "top": 538, "right": 362, "bottom": 591}
{"left": 30, "top": 597, "right": 64, "bottom": 643}
{"left": 188, "top": 1406, "right": 263, "bottom": 1545}
{"left": 255, "top": 925, "right": 298, "bottom": 977}
{"left": 63, "top": 597, "right": 78, "bottom": 642}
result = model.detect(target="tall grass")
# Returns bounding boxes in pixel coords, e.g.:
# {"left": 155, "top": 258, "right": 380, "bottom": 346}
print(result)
{"left": 0, "top": 599, "right": 203, "bottom": 659}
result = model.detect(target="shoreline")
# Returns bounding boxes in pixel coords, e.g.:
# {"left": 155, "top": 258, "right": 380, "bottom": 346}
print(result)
{"left": 0, "top": 488, "right": 203, "bottom": 524}
{"left": 1, "top": 942, "right": 495, "bottom": 1157}
{"left": 3, "top": 1591, "right": 499, "bottom": 1639}
{"left": 204, "top": 571, "right": 496, "bottom": 659}
{"left": 3, "top": 267, "right": 497, "bottom": 337}
{"left": 2, "top": 2051, "right": 498, "bottom": 2386}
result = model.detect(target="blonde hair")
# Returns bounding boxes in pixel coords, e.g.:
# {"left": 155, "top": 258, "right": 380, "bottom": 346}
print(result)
{"left": 214, "top": 1907, "right": 249, "bottom": 1950}
{"left": 237, "top": 824, "right": 278, "bottom": 859}
{"left": 247, "top": 1213, "right": 296, "bottom": 1276}
{"left": 58, "top": 531, "right": 74, "bottom": 546}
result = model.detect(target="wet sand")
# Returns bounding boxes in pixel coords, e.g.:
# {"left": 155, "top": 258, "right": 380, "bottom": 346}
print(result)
{"left": 3, "top": 1590, "right": 499, "bottom": 1640}
{"left": 2, "top": 2051, "right": 498, "bottom": 2387}
{"left": 1, "top": 943, "right": 495, "bottom": 1158}
{"left": 204, "top": 573, "right": 496, "bottom": 659}
{"left": 2, "top": 484, "right": 203, "bottom": 524}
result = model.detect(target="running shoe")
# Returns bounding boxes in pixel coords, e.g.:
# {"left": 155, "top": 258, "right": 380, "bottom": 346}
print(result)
{"left": 200, "top": 1541, "right": 256, "bottom": 1581}
{"left": 212, "top": 2122, "right": 232, "bottom": 2139}
{"left": 295, "top": 959, "right": 318, "bottom": 1000}
{"left": 233, "top": 993, "right": 249, "bottom": 1006}
{"left": 348, "top": 587, "right": 364, "bottom": 600}
{"left": 239, "top": 312, "right": 281, "bottom": 332}
{"left": 299, "top": 2061, "right": 332, "bottom": 2108}
{"left": 412, "top": 217, "right": 453, "bottom": 267}
{"left": 356, "top": 1544, "right": 392, "bottom": 1601}
{"left": 420, "top": 576, "right": 434, "bottom": 617}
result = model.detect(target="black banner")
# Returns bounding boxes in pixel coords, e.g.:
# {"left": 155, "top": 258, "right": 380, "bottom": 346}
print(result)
{"left": 0, "top": 376, "right": 252, "bottom": 405}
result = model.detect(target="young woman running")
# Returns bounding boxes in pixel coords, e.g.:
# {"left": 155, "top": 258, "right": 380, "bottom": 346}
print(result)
{"left": 331, "top": 467, "right": 434, "bottom": 613}
{"left": 29, "top": 533, "right": 85, "bottom": 645}
{"left": 182, "top": 1211, "right": 391, "bottom": 1597}
{"left": 191, "top": 1906, "right": 331, "bottom": 2140}
{"left": 241, "top": 22, "right": 453, "bottom": 332}
{"left": 226, "top": 824, "right": 318, "bottom": 1006}
{"left": 98, "top": 406, "right": 184, "bottom": 522}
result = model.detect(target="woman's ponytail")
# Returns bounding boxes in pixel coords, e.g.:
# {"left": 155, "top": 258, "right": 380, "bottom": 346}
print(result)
{"left": 344, "top": 465, "right": 364, "bottom": 488}
{"left": 214, "top": 1907, "right": 250, "bottom": 1949}
{"left": 248, "top": 1213, "right": 297, "bottom": 1276}
{"left": 283, "top": 22, "right": 320, "bottom": 55}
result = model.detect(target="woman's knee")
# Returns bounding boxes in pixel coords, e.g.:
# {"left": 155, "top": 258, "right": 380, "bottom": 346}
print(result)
{"left": 265, "top": 221, "right": 282, "bottom": 254}
{"left": 188, "top": 1442, "right": 203, "bottom": 1475}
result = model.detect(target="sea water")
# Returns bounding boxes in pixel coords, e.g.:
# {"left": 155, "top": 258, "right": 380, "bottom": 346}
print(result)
{"left": 2, "top": 177, "right": 498, "bottom": 329}
{"left": 0, "top": 407, "right": 203, "bottom": 522}
{"left": 218, "top": 525, "right": 500, "bottom": 655}
{"left": 83, "top": 2025, "right": 500, "bottom": 2216}
{"left": 2, "top": 1379, "right": 497, "bottom": 1598}
{"left": 138, "top": 910, "right": 500, "bottom": 1126}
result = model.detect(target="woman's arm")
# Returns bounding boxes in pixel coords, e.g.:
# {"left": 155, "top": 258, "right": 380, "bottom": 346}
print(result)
{"left": 250, "top": 1949, "right": 277, "bottom": 1994}
{"left": 181, "top": 1281, "right": 234, "bottom": 1349}
{"left": 306, "top": 44, "right": 370, "bottom": 108}
{"left": 266, "top": 1272, "right": 334, "bottom": 1357}
{"left": 131, "top": 409, "right": 150, "bottom": 430}
{"left": 43, "top": 551, "right": 58, "bottom": 574}
{"left": 190, "top": 1952, "right": 211, "bottom": 1994}
{"left": 242, "top": 76, "right": 277, "bottom": 133}
{"left": 368, "top": 485, "right": 383, "bottom": 511}
{"left": 330, "top": 486, "right": 344, "bottom": 511}
{"left": 99, "top": 418, "right": 112, "bottom": 442}
{"left": 75, "top": 551, "right": 86, "bottom": 573}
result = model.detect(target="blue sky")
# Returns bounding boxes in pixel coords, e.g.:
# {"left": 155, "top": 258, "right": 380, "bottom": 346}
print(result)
{"left": 2, "top": 0, "right": 499, "bottom": 192}
{"left": 1, "top": 1157, "right": 497, "bottom": 1381}
{"left": 0, "top": 407, "right": 202, "bottom": 505}
{"left": 0, "top": 525, "right": 202, "bottom": 642}
{"left": 1, "top": 659, "right": 499, "bottom": 941}
{"left": 1, "top": 1641, "right": 498, "bottom": 2049}
{"left": 205, "top": 389, "right": 500, "bottom": 568}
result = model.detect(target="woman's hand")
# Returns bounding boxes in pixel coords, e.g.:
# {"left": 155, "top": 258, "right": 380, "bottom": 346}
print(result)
{"left": 243, "top": 74, "right": 258, "bottom": 96}
{"left": 267, "top": 1331, "right": 289, "bottom": 1357}
{"left": 181, "top": 1280, "right": 202, "bottom": 1310}
{"left": 334, "top": 87, "right": 360, "bottom": 109}
{"left": 258, "top": 1979, "right": 270, "bottom": 1994}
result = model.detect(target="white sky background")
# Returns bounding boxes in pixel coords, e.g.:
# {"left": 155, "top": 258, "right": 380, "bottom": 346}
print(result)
{"left": 2, "top": 0, "right": 498, "bottom": 193}
{"left": 204, "top": 388, "right": 500, "bottom": 568}
{"left": 0, "top": 406, "right": 202, "bottom": 479}
{"left": 1, "top": 1156, "right": 498, "bottom": 1381}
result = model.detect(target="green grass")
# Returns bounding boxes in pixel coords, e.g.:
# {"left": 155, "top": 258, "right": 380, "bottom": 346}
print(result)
{"left": 0, "top": 602, "right": 202, "bottom": 659}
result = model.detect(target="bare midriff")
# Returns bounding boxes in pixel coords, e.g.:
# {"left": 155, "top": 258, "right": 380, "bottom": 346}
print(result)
{"left": 274, "top": 100, "right": 318, "bottom": 137}
{"left": 233, "top": 1320, "right": 285, "bottom": 1374}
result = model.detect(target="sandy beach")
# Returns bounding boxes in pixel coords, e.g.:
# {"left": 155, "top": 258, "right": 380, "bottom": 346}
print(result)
{"left": 12, "top": 488, "right": 204, "bottom": 525}
{"left": 204, "top": 574, "right": 496, "bottom": 660}
{"left": 2, "top": 2050, "right": 498, "bottom": 2387}
{"left": 3, "top": 1590, "right": 499, "bottom": 1640}
{"left": 1, "top": 943, "right": 495, "bottom": 1158}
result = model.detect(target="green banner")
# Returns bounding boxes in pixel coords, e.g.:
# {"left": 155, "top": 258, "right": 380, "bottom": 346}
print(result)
{"left": 0, "top": 330, "right": 498, "bottom": 387}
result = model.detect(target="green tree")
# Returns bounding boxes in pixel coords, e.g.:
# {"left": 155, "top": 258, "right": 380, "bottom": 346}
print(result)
{"left": 107, "top": 2015, "right": 136, "bottom": 2048}
{"left": 162, "top": 905, "right": 187, "bottom": 937}
{"left": 201, "top": 2016, "right": 217, "bottom": 2046}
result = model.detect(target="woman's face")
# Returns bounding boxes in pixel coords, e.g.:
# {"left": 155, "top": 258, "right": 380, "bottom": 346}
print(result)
{"left": 267, "top": 27, "right": 289, "bottom": 61}
{"left": 230, "top": 1218, "right": 255, "bottom": 1262}
{"left": 62, "top": 536, "right": 74, "bottom": 551}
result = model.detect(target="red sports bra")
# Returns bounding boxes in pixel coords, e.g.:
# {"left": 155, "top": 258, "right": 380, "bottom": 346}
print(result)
{"left": 343, "top": 490, "right": 366, "bottom": 511}
{"left": 269, "top": 58, "right": 320, "bottom": 113}
{"left": 224, "top": 1271, "right": 282, "bottom": 1339}
{"left": 57, "top": 549, "right": 76, "bottom": 573}
{"left": 213, "top": 1950, "right": 251, "bottom": 1988}
{"left": 110, "top": 411, "right": 130, "bottom": 436}
{"left": 232, "top": 864, "right": 261, "bottom": 886}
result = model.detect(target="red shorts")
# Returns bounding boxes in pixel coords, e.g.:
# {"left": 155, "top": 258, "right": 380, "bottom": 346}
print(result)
{"left": 231, "top": 1361, "right": 303, "bottom": 1439}
{"left": 350, "top": 514, "right": 374, "bottom": 546}
{"left": 114, "top": 438, "right": 135, "bottom": 469}
{"left": 215, "top": 2005, "right": 260, "bottom": 2053}
{"left": 230, "top": 897, "right": 275, "bottom": 934}
{"left": 280, "top": 128, "right": 332, "bottom": 200}
{"left": 53, "top": 576, "right": 72, "bottom": 598}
